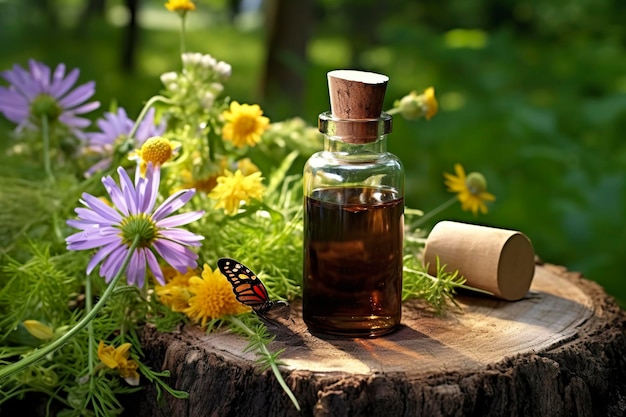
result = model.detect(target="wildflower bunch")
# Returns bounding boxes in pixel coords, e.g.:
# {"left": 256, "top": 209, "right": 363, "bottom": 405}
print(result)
{"left": 160, "top": 52, "right": 231, "bottom": 124}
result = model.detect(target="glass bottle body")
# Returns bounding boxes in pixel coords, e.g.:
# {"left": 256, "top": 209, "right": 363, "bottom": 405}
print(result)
{"left": 303, "top": 113, "right": 404, "bottom": 337}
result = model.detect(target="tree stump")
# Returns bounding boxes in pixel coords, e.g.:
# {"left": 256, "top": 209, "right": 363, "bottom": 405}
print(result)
{"left": 124, "top": 262, "right": 626, "bottom": 417}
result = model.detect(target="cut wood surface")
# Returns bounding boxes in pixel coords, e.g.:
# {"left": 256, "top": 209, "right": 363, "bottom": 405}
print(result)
{"left": 124, "top": 262, "right": 626, "bottom": 417}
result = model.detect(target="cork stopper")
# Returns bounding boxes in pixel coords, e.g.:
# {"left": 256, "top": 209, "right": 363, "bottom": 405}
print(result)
{"left": 328, "top": 70, "right": 388, "bottom": 119}
{"left": 423, "top": 221, "right": 536, "bottom": 301}
{"left": 323, "top": 70, "right": 391, "bottom": 143}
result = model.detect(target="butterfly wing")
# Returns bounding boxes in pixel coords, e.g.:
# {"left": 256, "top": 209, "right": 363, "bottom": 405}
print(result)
{"left": 217, "top": 258, "right": 269, "bottom": 309}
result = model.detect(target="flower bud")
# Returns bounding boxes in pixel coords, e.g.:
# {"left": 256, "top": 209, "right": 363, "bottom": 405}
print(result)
{"left": 201, "top": 92, "right": 215, "bottom": 109}
{"left": 201, "top": 54, "right": 217, "bottom": 69}
{"left": 394, "top": 87, "right": 438, "bottom": 120}
{"left": 23, "top": 320, "right": 54, "bottom": 340}
{"left": 214, "top": 61, "right": 232, "bottom": 80}
{"left": 466, "top": 172, "right": 488, "bottom": 195}
{"left": 160, "top": 71, "right": 178, "bottom": 85}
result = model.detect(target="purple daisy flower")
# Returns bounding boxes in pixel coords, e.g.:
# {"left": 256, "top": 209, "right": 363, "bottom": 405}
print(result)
{"left": 84, "top": 107, "right": 166, "bottom": 177}
{"left": 0, "top": 59, "right": 100, "bottom": 139}
{"left": 66, "top": 164, "right": 204, "bottom": 287}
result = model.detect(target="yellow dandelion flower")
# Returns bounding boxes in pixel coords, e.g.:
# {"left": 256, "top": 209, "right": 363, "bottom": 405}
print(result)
{"left": 208, "top": 169, "right": 265, "bottom": 215}
{"left": 444, "top": 163, "right": 495, "bottom": 216}
{"left": 222, "top": 101, "right": 270, "bottom": 148}
{"left": 165, "top": 0, "right": 195, "bottom": 12}
{"left": 133, "top": 136, "right": 175, "bottom": 176}
{"left": 184, "top": 264, "right": 250, "bottom": 327}
{"left": 155, "top": 266, "right": 199, "bottom": 312}
{"left": 97, "top": 341, "right": 140, "bottom": 386}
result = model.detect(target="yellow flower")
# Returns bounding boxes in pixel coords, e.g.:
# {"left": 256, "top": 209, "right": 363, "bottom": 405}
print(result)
{"left": 23, "top": 320, "right": 53, "bottom": 340}
{"left": 97, "top": 341, "right": 140, "bottom": 386}
{"left": 444, "top": 163, "right": 495, "bottom": 215}
{"left": 133, "top": 136, "right": 176, "bottom": 175}
{"left": 394, "top": 87, "right": 438, "bottom": 120}
{"left": 222, "top": 101, "right": 270, "bottom": 148}
{"left": 155, "top": 266, "right": 199, "bottom": 312}
{"left": 236, "top": 158, "right": 260, "bottom": 175}
{"left": 208, "top": 169, "right": 265, "bottom": 215}
{"left": 164, "top": 0, "right": 195, "bottom": 12}
{"left": 183, "top": 264, "right": 250, "bottom": 327}
{"left": 422, "top": 87, "right": 438, "bottom": 120}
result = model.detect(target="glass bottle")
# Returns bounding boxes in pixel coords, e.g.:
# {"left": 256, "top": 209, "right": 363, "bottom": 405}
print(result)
{"left": 303, "top": 70, "right": 404, "bottom": 337}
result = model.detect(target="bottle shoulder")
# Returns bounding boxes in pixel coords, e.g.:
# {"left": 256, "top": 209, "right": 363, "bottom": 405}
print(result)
{"left": 305, "top": 151, "right": 403, "bottom": 168}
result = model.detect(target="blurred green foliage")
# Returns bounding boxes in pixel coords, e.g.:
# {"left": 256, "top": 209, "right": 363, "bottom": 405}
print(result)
{"left": 0, "top": 0, "right": 624, "bottom": 304}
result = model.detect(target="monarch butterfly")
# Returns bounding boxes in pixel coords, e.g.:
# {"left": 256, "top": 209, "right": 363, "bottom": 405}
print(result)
{"left": 217, "top": 258, "right": 290, "bottom": 320}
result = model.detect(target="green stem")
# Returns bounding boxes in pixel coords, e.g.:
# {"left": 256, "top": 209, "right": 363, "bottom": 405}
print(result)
{"left": 403, "top": 266, "right": 494, "bottom": 296}
{"left": 86, "top": 271, "right": 96, "bottom": 394}
{"left": 180, "top": 14, "right": 187, "bottom": 57}
{"left": 228, "top": 316, "right": 301, "bottom": 411}
{"left": 128, "top": 95, "right": 174, "bottom": 140}
{"left": 412, "top": 196, "right": 457, "bottom": 228}
{"left": 41, "top": 115, "right": 54, "bottom": 182}
{"left": 0, "top": 236, "right": 140, "bottom": 381}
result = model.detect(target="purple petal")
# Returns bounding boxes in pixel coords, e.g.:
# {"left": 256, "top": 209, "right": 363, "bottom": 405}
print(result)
{"left": 102, "top": 175, "right": 129, "bottom": 217}
{"left": 152, "top": 189, "right": 196, "bottom": 222}
{"left": 156, "top": 211, "right": 204, "bottom": 228}
{"left": 70, "top": 100, "right": 100, "bottom": 115}
{"left": 80, "top": 193, "right": 122, "bottom": 223}
{"left": 51, "top": 66, "right": 78, "bottom": 98}
{"left": 138, "top": 164, "right": 160, "bottom": 213}
{"left": 100, "top": 245, "right": 128, "bottom": 282}
{"left": 127, "top": 249, "right": 147, "bottom": 287}
{"left": 153, "top": 240, "right": 198, "bottom": 271}
{"left": 85, "top": 157, "right": 113, "bottom": 178}
{"left": 30, "top": 60, "right": 51, "bottom": 89}
{"left": 59, "top": 114, "right": 92, "bottom": 129}
{"left": 117, "top": 167, "right": 138, "bottom": 215}
{"left": 74, "top": 207, "right": 119, "bottom": 225}
{"left": 159, "top": 228, "right": 204, "bottom": 247}
{"left": 87, "top": 240, "right": 123, "bottom": 274}
{"left": 67, "top": 218, "right": 96, "bottom": 230}
{"left": 67, "top": 233, "right": 120, "bottom": 251}
{"left": 58, "top": 81, "right": 96, "bottom": 108}
{"left": 145, "top": 249, "right": 165, "bottom": 285}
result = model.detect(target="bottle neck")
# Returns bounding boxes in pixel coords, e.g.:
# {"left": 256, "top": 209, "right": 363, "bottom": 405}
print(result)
{"left": 324, "top": 135, "right": 387, "bottom": 155}
{"left": 318, "top": 111, "right": 392, "bottom": 153}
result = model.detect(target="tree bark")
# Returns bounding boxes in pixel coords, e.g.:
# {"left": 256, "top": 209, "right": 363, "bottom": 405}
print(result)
{"left": 123, "top": 262, "right": 626, "bottom": 417}
{"left": 121, "top": 0, "right": 139, "bottom": 73}
{"left": 258, "top": 0, "right": 315, "bottom": 117}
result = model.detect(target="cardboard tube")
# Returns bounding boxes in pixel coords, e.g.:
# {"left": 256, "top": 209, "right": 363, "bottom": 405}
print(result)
{"left": 423, "top": 221, "right": 535, "bottom": 301}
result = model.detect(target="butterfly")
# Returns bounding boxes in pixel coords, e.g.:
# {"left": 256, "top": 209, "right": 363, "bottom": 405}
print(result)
{"left": 217, "top": 258, "right": 290, "bottom": 320}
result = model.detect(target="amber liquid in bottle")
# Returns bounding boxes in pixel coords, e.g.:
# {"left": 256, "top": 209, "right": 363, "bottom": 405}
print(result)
{"left": 303, "top": 186, "right": 404, "bottom": 337}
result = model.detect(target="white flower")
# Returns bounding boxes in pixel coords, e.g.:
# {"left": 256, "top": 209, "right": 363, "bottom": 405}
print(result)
{"left": 200, "top": 54, "right": 217, "bottom": 69}
{"left": 215, "top": 61, "right": 232, "bottom": 79}
{"left": 160, "top": 71, "right": 178, "bottom": 84}
{"left": 201, "top": 91, "right": 215, "bottom": 109}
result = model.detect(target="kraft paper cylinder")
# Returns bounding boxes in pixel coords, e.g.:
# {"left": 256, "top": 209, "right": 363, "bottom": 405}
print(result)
{"left": 423, "top": 221, "right": 535, "bottom": 301}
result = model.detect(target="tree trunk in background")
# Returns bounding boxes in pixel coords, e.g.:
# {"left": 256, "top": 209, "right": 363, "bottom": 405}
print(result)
{"left": 76, "top": 0, "right": 107, "bottom": 35}
{"left": 258, "top": 0, "right": 315, "bottom": 118}
{"left": 339, "top": 0, "right": 388, "bottom": 69}
{"left": 121, "top": 0, "right": 139, "bottom": 73}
